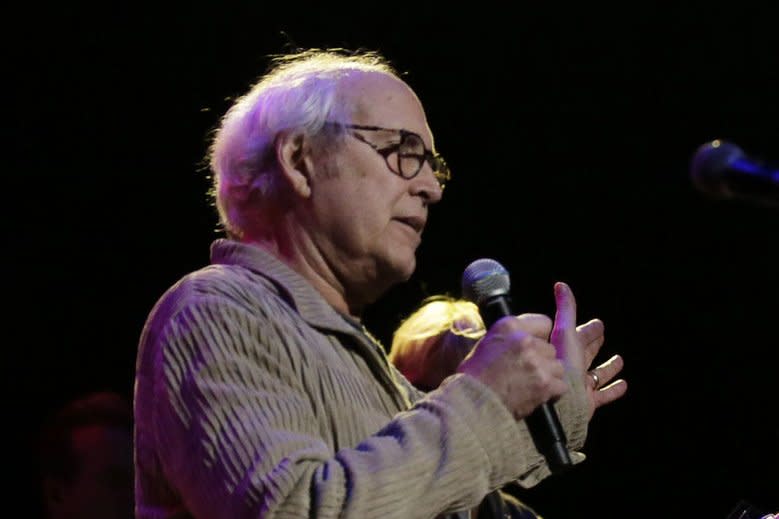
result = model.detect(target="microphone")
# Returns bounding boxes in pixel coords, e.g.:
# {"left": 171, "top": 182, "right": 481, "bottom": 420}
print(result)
{"left": 461, "top": 258, "right": 572, "bottom": 473}
{"left": 690, "top": 139, "right": 779, "bottom": 207}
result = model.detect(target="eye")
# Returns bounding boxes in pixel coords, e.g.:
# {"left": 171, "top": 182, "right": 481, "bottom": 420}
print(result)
{"left": 399, "top": 133, "right": 425, "bottom": 156}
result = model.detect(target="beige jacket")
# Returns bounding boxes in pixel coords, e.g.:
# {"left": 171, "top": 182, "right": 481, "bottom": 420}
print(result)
{"left": 134, "top": 239, "right": 588, "bottom": 519}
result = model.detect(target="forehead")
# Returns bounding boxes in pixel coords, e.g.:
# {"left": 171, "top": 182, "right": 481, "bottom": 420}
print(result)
{"left": 348, "top": 72, "right": 432, "bottom": 141}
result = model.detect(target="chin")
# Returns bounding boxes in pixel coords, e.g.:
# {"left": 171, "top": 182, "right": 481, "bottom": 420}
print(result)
{"left": 379, "top": 251, "right": 417, "bottom": 284}
{"left": 392, "top": 254, "right": 417, "bottom": 281}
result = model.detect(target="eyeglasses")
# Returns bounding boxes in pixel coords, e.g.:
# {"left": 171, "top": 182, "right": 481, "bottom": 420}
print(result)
{"left": 325, "top": 122, "right": 451, "bottom": 189}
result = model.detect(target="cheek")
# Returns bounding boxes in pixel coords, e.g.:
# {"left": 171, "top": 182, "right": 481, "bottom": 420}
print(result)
{"left": 317, "top": 157, "right": 406, "bottom": 237}
{"left": 347, "top": 182, "right": 395, "bottom": 226}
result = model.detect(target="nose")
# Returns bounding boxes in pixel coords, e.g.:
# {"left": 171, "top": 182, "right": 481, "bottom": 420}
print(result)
{"left": 410, "top": 165, "right": 444, "bottom": 204}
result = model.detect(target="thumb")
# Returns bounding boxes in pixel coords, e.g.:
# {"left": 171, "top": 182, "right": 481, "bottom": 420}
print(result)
{"left": 552, "top": 282, "right": 586, "bottom": 372}
{"left": 553, "top": 281, "right": 577, "bottom": 333}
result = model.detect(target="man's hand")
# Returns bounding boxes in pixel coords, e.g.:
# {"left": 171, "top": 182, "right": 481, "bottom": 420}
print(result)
{"left": 551, "top": 282, "right": 627, "bottom": 420}
{"left": 458, "top": 313, "right": 568, "bottom": 421}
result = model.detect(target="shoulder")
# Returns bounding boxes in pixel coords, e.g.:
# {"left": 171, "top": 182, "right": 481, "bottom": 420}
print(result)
{"left": 154, "top": 264, "right": 282, "bottom": 322}
{"left": 138, "top": 263, "right": 289, "bottom": 357}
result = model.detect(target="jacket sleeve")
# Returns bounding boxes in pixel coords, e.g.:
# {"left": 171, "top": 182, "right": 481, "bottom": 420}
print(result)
{"left": 388, "top": 336, "right": 590, "bottom": 491}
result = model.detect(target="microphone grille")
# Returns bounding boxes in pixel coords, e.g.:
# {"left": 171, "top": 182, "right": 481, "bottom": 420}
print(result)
{"left": 690, "top": 139, "right": 745, "bottom": 197}
{"left": 461, "top": 258, "right": 511, "bottom": 306}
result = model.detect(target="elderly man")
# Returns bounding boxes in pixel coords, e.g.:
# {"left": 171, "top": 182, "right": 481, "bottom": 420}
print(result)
{"left": 134, "top": 48, "right": 626, "bottom": 519}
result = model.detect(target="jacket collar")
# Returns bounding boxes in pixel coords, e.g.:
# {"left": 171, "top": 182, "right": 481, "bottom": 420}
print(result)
{"left": 209, "top": 238, "right": 359, "bottom": 336}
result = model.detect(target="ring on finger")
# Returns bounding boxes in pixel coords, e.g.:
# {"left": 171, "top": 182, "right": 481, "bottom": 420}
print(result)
{"left": 589, "top": 370, "right": 601, "bottom": 389}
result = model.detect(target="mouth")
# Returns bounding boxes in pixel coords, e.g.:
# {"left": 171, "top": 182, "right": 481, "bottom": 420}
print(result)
{"left": 394, "top": 215, "right": 426, "bottom": 234}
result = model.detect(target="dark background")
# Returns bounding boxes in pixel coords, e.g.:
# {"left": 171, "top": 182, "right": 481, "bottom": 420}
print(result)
{"left": 8, "top": 3, "right": 778, "bottom": 518}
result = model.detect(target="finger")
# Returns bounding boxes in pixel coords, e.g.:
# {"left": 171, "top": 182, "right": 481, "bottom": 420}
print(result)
{"left": 516, "top": 338, "right": 567, "bottom": 387}
{"left": 516, "top": 334, "right": 559, "bottom": 360}
{"left": 593, "top": 379, "right": 628, "bottom": 409}
{"left": 576, "top": 318, "right": 604, "bottom": 345}
{"left": 552, "top": 281, "right": 577, "bottom": 332}
{"left": 511, "top": 313, "right": 553, "bottom": 339}
{"left": 591, "top": 354, "right": 624, "bottom": 384}
{"left": 576, "top": 319, "right": 605, "bottom": 366}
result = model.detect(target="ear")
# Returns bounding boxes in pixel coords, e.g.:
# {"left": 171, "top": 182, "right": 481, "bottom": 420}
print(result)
{"left": 275, "top": 130, "right": 312, "bottom": 198}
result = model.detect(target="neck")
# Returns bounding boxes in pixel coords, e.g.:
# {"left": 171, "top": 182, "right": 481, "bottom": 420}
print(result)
{"left": 243, "top": 217, "right": 382, "bottom": 320}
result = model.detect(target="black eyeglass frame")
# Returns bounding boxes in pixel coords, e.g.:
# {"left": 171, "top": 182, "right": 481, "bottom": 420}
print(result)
{"left": 325, "top": 122, "right": 451, "bottom": 188}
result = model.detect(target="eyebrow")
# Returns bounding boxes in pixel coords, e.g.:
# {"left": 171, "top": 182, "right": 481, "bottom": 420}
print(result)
{"left": 347, "top": 125, "right": 429, "bottom": 147}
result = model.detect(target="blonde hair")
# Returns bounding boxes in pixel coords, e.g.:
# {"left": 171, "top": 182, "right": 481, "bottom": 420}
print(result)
{"left": 389, "top": 296, "right": 485, "bottom": 390}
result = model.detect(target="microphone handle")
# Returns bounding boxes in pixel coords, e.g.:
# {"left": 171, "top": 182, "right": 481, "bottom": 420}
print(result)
{"left": 480, "top": 296, "right": 573, "bottom": 473}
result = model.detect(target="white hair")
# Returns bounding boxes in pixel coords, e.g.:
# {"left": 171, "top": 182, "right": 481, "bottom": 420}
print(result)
{"left": 207, "top": 49, "right": 398, "bottom": 238}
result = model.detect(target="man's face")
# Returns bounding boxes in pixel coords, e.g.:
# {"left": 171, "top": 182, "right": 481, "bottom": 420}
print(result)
{"left": 304, "top": 73, "right": 444, "bottom": 306}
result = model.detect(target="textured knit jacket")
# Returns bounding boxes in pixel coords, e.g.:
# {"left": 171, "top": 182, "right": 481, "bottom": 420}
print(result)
{"left": 134, "top": 239, "right": 589, "bottom": 519}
